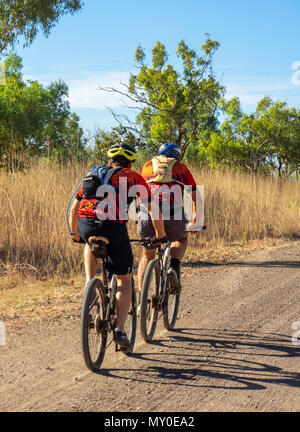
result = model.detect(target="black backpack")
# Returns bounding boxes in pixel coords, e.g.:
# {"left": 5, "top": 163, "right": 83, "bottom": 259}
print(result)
{"left": 81, "top": 166, "right": 122, "bottom": 198}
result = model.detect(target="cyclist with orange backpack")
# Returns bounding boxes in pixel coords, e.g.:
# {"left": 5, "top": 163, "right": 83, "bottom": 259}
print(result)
{"left": 137, "top": 143, "right": 199, "bottom": 298}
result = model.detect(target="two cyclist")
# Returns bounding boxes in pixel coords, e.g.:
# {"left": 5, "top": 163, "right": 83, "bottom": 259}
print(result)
{"left": 69, "top": 143, "right": 166, "bottom": 349}
{"left": 69, "top": 142, "right": 199, "bottom": 349}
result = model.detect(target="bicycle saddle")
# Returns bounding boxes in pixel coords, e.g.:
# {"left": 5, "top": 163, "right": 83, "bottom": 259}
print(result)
{"left": 88, "top": 236, "right": 110, "bottom": 258}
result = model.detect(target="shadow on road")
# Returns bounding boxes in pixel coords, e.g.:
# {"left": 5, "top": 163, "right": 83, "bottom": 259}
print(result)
{"left": 97, "top": 328, "right": 300, "bottom": 392}
{"left": 182, "top": 261, "right": 300, "bottom": 269}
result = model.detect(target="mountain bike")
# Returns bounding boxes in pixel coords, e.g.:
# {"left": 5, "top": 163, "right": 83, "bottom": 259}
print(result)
{"left": 139, "top": 240, "right": 180, "bottom": 342}
{"left": 139, "top": 226, "right": 207, "bottom": 342}
{"left": 81, "top": 236, "right": 140, "bottom": 372}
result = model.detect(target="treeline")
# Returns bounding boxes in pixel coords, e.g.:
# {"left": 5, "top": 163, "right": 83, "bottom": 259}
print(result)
{"left": 94, "top": 39, "right": 300, "bottom": 180}
{"left": 0, "top": 40, "right": 300, "bottom": 178}
{"left": 188, "top": 97, "right": 300, "bottom": 179}
{"left": 0, "top": 53, "right": 87, "bottom": 169}
{"left": 0, "top": 1, "right": 299, "bottom": 177}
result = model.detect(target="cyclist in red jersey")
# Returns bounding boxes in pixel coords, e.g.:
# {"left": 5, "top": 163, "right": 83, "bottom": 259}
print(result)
{"left": 137, "top": 143, "right": 199, "bottom": 298}
{"left": 69, "top": 143, "right": 166, "bottom": 349}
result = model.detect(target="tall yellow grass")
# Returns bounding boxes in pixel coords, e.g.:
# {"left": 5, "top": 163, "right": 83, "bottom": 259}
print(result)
{"left": 0, "top": 161, "right": 299, "bottom": 278}
{"left": 192, "top": 168, "right": 300, "bottom": 242}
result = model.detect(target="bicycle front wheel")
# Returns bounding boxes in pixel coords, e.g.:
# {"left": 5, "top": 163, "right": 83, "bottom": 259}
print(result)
{"left": 140, "top": 259, "right": 160, "bottom": 342}
{"left": 81, "top": 278, "right": 107, "bottom": 371}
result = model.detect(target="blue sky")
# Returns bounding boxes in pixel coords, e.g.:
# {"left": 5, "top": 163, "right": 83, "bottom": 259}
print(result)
{"left": 12, "top": 0, "right": 300, "bottom": 133}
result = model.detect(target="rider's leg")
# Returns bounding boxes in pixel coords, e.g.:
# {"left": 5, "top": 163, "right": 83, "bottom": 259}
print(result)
{"left": 137, "top": 248, "right": 156, "bottom": 292}
{"left": 170, "top": 234, "right": 188, "bottom": 275}
{"left": 167, "top": 234, "right": 188, "bottom": 294}
{"left": 115, "top": 273, "right": 132, "bottom": 331}
{"left": 170, "top": 234, "right": 188, "bottom": 260}
{"left": 84, "top": 243, "right": 97, "bottom": 283}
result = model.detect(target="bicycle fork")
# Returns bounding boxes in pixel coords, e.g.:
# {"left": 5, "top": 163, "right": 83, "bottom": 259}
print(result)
{"left": 154, "top": 246, "right": 170, "bottom": 313}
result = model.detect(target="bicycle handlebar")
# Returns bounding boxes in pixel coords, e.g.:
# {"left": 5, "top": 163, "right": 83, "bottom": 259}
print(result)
{"left": 129, "top": 238, "right": 168, "bottom": 248}
{"left": 130, "top": 226, "right": 206, "bottom": 247}
{"left": 186, "top": 224, "right": 207, "bottom": 232}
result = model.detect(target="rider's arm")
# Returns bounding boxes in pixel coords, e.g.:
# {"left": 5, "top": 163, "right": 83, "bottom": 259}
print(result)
{"left": 135, "top": 171, "right": 166, "bottom": 241}
{"left": 179, "top": 164, "right": 201, "bottom": 228}
{"left": 185, "top": 171, "right": 204, "bottom": 230}
{"left": 190, "top": 188, "right": 198, "bottom": 225}
{"left": 69, "top": 198, "right": 81, "bottom": 241}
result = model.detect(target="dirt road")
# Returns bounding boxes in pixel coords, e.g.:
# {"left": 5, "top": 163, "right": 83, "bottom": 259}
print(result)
{"left": 1, "top": 241, "right": 300, "bottom": 412}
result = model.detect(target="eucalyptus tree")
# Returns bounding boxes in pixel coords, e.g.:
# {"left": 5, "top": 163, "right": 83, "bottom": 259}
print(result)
{"left": 0, "top": 0, "right": 83, "bottom": 56}
{"left": 99, "top": 37, "right": 224, "bottom": 158}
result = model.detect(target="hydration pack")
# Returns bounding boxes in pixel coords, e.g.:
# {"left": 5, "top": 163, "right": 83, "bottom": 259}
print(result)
{"left": 82, "top": 166, "right": 122, "bottom": 198}
{"left": 147, "top": 155, "right": 178, "bottom": 184}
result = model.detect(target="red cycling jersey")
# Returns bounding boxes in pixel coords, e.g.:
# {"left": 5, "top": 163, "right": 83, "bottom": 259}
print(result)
{"left": 140, "top": 159, "right": 197, "bottom": 208}
{"left": 76, "top": 167, "right": 151, "bottom": 222}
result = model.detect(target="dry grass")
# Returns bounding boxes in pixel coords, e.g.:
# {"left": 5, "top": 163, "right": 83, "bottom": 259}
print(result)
{"left": 191, "top": 168, "right": 300, "bottom": 242}
{"left": 0, "top": 162, "right": 299, "bottom": 281}
{"left": 0, "top": 273, "right": 84, "bottom": 321}
{"left": 0, "top": 161, "right": 86, "bottom": 277}
{"left": 1, "top": 161, "right": 299, "bottom": 320}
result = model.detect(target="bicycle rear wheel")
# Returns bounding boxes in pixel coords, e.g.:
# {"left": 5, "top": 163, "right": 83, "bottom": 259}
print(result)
{"left": 81, "top": 278, "right": 107, "bottom": 371}
{"left": 140, "top": 259, "right": 160, "bottom": 342}
{"left": 111, "top": 275, "right": 137, "bottom": 354}
{"left": 163, "top": 281, "right": 180, "bottom": 331}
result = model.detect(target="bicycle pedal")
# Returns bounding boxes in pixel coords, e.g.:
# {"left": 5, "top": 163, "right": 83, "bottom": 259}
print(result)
{"left": 115, "top": 343, "right": 129, "bottom": 353}
{"left": 167, "top": 286, "right": 181, "bottom": 295}
{"left": 95, "top": 318, "right": 107, "bottom": 334}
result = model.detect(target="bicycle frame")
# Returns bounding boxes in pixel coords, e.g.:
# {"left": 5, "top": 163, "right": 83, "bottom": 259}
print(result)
{"left": 154, "top": 242, "right": 171, "bottom": 311}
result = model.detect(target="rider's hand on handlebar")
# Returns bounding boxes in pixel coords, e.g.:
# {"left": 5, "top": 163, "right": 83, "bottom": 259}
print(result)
{"left": 143, "top": 235, "right": 168, "bottom": 248}
{"left": 186, "top": 222, "right": 198, "bottom": 234}
{"left": 186, "top": 213, "right": 205, "bottom": 234}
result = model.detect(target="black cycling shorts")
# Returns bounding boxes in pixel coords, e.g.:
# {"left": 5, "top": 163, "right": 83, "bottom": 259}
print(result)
{"left": 78, "top": 218, "right": 133, "bottom": 275}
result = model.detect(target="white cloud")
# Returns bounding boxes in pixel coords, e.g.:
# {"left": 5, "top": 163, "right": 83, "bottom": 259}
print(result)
{"left": 291, "top": 61, "right": 300, "bottom": 86}
{"left": 68, "top": 71, "right": 132, "bottom": 109}
{"left": 24, "top": 70, "right": 133, "bottom": 110}
{"left": 224, "top": 75, "right": 299, "bottom": 108}
{"left": 24, "top": 69, "right": 300, "bottom": 119}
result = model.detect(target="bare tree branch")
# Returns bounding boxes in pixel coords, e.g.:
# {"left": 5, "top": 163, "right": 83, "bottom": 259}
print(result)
{"left": 106, "top": 107, "right": 149, "bottom": 143}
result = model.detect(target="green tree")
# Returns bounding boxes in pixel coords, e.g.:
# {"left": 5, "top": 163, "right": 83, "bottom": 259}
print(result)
{"left": 0, "top": 53, "right": 86, "bottom": 166}
{"left": 218, "top": 97, "right": 273, "bottom": 179}
{"left": 0, "top": 53, "right": 46, "bottom": 161}
{"left": 100, "top": 37, "right": 224, "bottom": 158}
{"left": 200, "top": 96, "right": 300, "bottom": 180}
{"left": 93, "top": 125, "right": 141, "bottom": 164}
{"left": 260, "top": 98, "right": 300, "bottom": 178}
{"left": 58, "top": 112, "right": 87, "bottom": 162}
{"left": 42, "top": 80, "right": 71, "bottom": 158}
{"left": 0, "top": 0, "right": 83, "bottom": 57}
